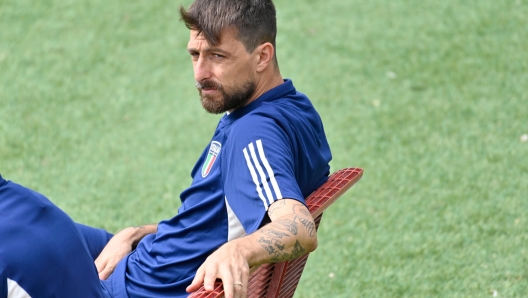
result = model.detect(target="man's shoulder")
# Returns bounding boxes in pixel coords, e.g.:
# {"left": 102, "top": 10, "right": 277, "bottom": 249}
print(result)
{"left": 229, "top": 91, "right": 321, "bottom": 135}
{"left": 226, "top": 111, "right": 284, "bottom": 143}
{"left": 246, "top": 91, "right": 316, "bottom": 121}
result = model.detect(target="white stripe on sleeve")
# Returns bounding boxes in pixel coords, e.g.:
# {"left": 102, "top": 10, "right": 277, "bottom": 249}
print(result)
{"left": 256, "top": 139, "right": 283, "bottom": 201}
{"left": 243, "top": 147, "right": 269, "bottom": 209}
{"left": 248, "top": 142, "right": 275, "bottom": 205}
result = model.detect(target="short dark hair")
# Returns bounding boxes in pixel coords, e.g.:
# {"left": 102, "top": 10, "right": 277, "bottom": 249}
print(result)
{"left": 180, "top": 0, "right": 278, "bottom": 64}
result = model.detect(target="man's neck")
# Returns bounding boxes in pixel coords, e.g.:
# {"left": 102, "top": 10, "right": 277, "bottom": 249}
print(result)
{"left": 244, "top": 73, "right": 284, "bottom": 108}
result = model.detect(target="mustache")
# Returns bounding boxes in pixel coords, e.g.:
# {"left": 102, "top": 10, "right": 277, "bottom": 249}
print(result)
{"left": 195, "top": 80, "right": 222, "bottom": 90}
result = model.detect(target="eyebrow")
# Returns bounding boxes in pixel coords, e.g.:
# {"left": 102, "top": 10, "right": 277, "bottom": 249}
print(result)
{"left": 187, "top": 47, "right": 230, "bottom": 56}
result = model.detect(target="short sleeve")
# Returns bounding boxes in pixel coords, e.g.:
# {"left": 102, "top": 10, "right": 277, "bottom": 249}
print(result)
{"left": 222, "top": 115, "right": 304, "bottom": 234}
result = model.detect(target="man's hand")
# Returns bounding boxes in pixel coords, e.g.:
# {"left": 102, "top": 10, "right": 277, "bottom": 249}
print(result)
{"left": 186, "top": 199, "right": 317, "bottom": 297}
{"left": 95, "top": 225, "right": 157, "bottom": 280}
{"left": 186, "top": 240, "right": 251, "bottom": 298}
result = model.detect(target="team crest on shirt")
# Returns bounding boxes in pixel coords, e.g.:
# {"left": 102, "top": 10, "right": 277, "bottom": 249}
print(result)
{"left": 202, "top": 141, "right": 222, "bottom": 178}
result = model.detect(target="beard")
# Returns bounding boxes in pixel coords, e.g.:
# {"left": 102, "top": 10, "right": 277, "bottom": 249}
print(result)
{"left": 196, "top": 79, "right": 256, "bottom": 114}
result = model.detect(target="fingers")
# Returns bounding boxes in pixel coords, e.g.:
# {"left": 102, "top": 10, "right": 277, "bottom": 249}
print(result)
{"left": 95, "top": 257, "right": 116, "bottom": 280}
{"left": 187, "top": 243, "right": 251, "bottom": 297}
{"left": 222, "top": 262, "right": 248, "bottom": 298}
{"left": 221, "top": 275, "right": 234, "bottom": 298}
{"left": 224, "top": 277, "right": 248, "bottom": 298}
{"left": 98, "top": 265, "right": 114, "bottom": 280}
{"left": 240, "top": 267, "right": 249, "bottom": 297}
{"left": 186, "top": 259, "right": 249, "bottom": 298}
{"left": 94, "top": 259, "right": 106, "bottom": 275}
{"left": 93, "top": 230, "right": 136, "bottom": 281}
{"left": 186, "top": 265, "right": 205, "bottom": 293}
{"left": 203, "top": 269, "right": 219, "bottom": 292}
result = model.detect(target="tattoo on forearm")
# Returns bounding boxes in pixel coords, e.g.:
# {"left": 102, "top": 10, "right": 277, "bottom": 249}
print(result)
{"left": 259, "top": 237, "right": 286, "bottom": 254}
{"left": 276, "top": 218, "right": 298, "bottom": 235}
{"left": 268, "top": 240, "right": 306, "bottom": 262}
{"left": 268, "top": 199, "right": 286, "bottom": 216}
{"left": 269, "top": 251, "right": 290, "bottom": 262}
{"left": 295, "top": 216, "right": 316, "bottom": 237}
{"left": 291, "top": 240, "right": 305, "bottom": 259}
{"left": 259, "top": 226, "right": 307, "bottom": 262}
{"left": 261, "top": 229, "right": 290, "bottom": 239}
{"left": 293, "top": 204, "right": 311, "bottom": 217}
{"left": 258, "top": 202, "right": 313, "bottom": 263}
{"left": 259, "top": 238, "right": 276, "bottom": 254}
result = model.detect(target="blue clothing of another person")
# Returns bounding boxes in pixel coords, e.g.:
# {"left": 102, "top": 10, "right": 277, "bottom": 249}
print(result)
{"left": 0, "top": 175, "right": 108, "bottom": 298}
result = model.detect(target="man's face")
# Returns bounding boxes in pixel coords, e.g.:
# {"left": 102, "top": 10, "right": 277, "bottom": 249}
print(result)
{"left": 187, "top": 29, "right": 257, "bottom": 114}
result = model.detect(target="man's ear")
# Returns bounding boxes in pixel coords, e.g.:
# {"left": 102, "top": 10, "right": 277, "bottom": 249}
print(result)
{"left": 255, "top": 42, "right": 275, "bottom": 72}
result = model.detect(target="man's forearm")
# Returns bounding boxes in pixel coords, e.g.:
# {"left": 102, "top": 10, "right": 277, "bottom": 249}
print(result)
{"left": 236, "top": 201, "right": 318, "bottom": 267}
{"left": 186, "top": 200, "right": 317, "bottom": 296}
{"left": 128, "top": 224, "right": 158, "bottom": 249}
{"left": 255, "top": 215, "right": 316, "bottom": 264}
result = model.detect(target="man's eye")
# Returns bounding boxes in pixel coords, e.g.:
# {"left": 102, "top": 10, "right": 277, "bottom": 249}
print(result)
{"left": 212, "top": 54, "right": 224, "bottom": 59}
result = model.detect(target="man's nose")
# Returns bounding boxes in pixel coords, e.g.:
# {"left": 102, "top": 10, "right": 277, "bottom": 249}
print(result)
{"left": 194, "top": 57, "right": 211, "bottom": 82}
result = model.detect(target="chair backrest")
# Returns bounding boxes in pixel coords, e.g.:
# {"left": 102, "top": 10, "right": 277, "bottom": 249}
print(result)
{"left": 189, "top": 167, "right": 364, "bottom": 298}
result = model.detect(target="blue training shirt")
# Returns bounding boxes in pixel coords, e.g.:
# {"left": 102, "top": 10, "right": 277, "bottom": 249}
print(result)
{"left": 106, "top": 79, "right": 332, "bottom": 298}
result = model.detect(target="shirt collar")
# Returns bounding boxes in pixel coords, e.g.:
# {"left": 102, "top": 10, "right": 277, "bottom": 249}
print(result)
{"left": 220, "top": 79, "right": 295, "bottom": 126}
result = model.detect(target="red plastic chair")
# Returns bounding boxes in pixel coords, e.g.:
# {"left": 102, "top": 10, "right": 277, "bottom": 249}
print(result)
{"left": 189, "top": 168, "right": 363, "bottom": 298}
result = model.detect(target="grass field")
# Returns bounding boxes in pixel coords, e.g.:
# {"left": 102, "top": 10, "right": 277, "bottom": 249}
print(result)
{"left": 1, "top": 0, "right": 527, "bottom": 297}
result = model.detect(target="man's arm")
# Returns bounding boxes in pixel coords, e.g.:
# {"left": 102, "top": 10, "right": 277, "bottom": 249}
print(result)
{"left": 186, "top": 199, "right": 317, "bottom": 298}
{"left": 95, "top": 224, "right": 157, "bottom": 280}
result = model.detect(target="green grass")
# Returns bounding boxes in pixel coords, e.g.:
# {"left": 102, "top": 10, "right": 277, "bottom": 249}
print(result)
{"left": 1, "top": 0, "right": 527, "bottom": 297}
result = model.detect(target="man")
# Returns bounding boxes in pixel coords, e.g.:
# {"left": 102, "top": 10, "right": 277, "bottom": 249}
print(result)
{"left": 1, "top": 0, "right": 332, "bottom": 297}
